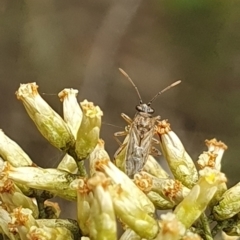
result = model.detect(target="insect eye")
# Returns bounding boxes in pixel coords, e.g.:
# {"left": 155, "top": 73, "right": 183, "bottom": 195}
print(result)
{"left": 136, "top": 105, "right": 143, "bottom": 112}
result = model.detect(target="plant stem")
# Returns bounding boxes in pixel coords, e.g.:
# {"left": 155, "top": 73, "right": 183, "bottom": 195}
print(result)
{"left": 67, "top": 147, "right": 88, "bottom": 177}
{"left": 200, "top": 213, "right": 213, "bottom": 240}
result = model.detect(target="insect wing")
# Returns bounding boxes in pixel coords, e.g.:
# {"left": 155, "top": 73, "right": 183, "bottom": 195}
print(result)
{"left": 125, "top": 118, "right": 156, "bottom": 177}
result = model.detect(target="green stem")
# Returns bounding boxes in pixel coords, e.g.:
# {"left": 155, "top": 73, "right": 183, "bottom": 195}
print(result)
{"left": 67, "top": 147, "right": 88, "bottom": 177}
{"left": 200, "top": 213, "right": 213, "bottom": 240}
{"left": 211, "top": 223, "right": 222, "bottom": 238}
{"left": 77, "top": 160, "right": 88, "bottom": 177}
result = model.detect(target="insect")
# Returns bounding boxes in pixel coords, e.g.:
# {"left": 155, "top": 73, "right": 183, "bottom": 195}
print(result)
{"left": 114, "top": 68, "right": 181, "bottom": 178}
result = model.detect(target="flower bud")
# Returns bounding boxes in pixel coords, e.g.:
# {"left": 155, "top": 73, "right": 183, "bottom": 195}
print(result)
{"left": 27, "top": 225, "right": 74, "bottom": 240}
{"left": 157, "top": 120, "right": 198, "bottom": 188}
{"left": 87, "top": 172, "right": 117, "bottom": 240}
{"left": 197, "top": 139, "right": 228, "bottom": 208}
{"left": 134, "top": 171, "right": 190, "bottom": 206}
{"left": 36, "top": 218, "right": 81, "bottom": 239}
{"left": 89, "top": 139, "right": 110, "bottom": 176}
{"left": 2, "top": 161, "right": 79, "bottom": 201}
{"left": 0, "top": 129, "right": 33, "bottom": 167}
{"left": 174, "top": 167, "right": 227, "bottom": 228}
{"left": 94, "top": 158, "right": 155, "bottom": 215}
{"left": 75, "top": 100, "right": 103, "bottom": 160}
{"left": 58, "top": 88, "right": 82, "bottom": 138}
{"left": 109, "top": 183, "right": 159, "bottom": 239}
{"left": 0, "top": 175, "right": 39, "bottom": 218}
{"left": 146, "top": 191, "right": 174, "bottom": 210}
{"left": 16, "top": 82, "right": 75, "bottom": 151}
{"left": 213, "top": 182, "right": 240, "bottom": 220}
{"left": 70, "top": 178, "right": 90, "bottom": 235}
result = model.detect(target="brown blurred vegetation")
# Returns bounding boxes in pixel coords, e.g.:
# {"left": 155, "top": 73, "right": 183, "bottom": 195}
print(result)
{"left": 1, "top": 0, "right": 240, "bottom": 217}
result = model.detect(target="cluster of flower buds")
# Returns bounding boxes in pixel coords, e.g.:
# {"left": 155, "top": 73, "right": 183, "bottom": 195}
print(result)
{"left": 0, "top": 83, "right": 239, "bottom": 239}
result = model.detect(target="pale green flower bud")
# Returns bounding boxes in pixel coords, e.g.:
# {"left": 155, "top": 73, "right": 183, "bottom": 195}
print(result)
{"left": 174, "top": 167, "right": 227, "bottom": 228}
{"left": 94, "top": 158, "right": 155, "bottom": 215}
{"left": 70, "top": 178, "right": 90, "bottom": 235}
{"left": 57, "top": 154, "right": 78, "bottom": 174}
{"left": 213, "top": 182, "right": 240, "bottom": 220}
{"left": 146, "top": 191, "right": 174, "bottom": 210}
{"left": 87, "top": 172, "right": 117, "bottom": 240}
{"left": 36, "top": 219, "right": 81, "bottom": 239}
{"left": 155, "top": 212, "right": 186, "bottom": 240}
{"left": 143, "top": 155, "right": 169, "bottom": 179}
{"left": 89, "top": 139, "right": 110, "bottom": 176}
{"left": 2, "top": 161, "right": 78, "bottom": 201}
{"left": 0, "top": 129, "right": 33, "bottom": 167}
{"left": 0, "top": 175, "right": 39, "bottom": 218}
{"left": 133, "top": 171, "right": 190, "bottom": 206}
{"left": 157, "top": 120, "right": 198, "bottom": 188}
{"left": 109, "top": 183, "right": 159, "bottom": 239}
{"left": 75, "top": 99, "right": 103, "bottom": 160}
{"left": 197, "top": 139, "right": 228, "bottom": 208}
{"left": 16, "top": 82, "right": 75, "bottom": 151}
{"left": 58, "top": 88, "right": 82, "bottom": 138}
{"left": 27, "top": 225, "right": 74, "bottom": 240}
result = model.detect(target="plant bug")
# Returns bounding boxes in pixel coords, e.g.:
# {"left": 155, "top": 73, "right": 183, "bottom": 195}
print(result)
{"left": 114, "top": 68, "right": 181, "bottom": 178}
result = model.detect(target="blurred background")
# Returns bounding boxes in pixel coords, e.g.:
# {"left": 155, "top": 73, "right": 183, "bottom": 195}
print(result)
{"left": 1, "top": 0, "right": 240, "bottom": 225}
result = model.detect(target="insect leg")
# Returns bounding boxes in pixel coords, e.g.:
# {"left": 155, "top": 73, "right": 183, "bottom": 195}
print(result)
{"left": 114, "top": 135, "right": 123, "bottom": 146}
{"left": 121, "top": 113, "right": 133, "bottom": 125}
{"left": 151, "top": 146, "right": 161, "bottom": 156}
{"left": 152, "top": 137, "right": 159, "bottom": 145}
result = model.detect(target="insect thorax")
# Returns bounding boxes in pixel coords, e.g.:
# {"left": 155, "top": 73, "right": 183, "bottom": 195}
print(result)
{"left": 134, "top": 112, "right": 159, "bottom": 135}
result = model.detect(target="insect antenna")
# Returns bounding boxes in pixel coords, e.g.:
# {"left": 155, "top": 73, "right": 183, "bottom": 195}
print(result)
{"left": 147, "top": 80, "right": 181, "bottom": 106}
{"left": 119, "top": 68, "right": 143, "bottom": 103}
{"left": 102, "top": 122, "right": 123, "bottom": 129}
